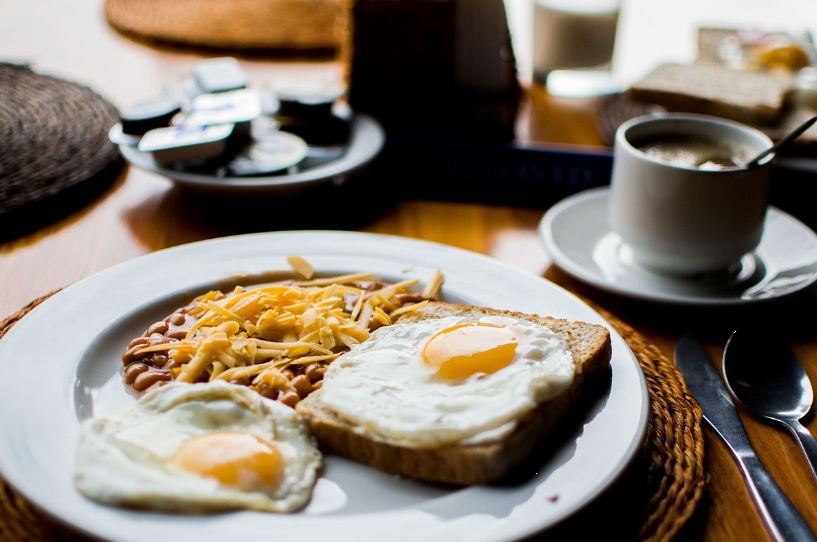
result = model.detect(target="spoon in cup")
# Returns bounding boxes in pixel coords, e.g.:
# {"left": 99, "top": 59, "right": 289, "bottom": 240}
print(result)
{"left": 745, "top": 115, "right": 817, "bottom": 168}
{"left": 722, "top": 326, "right": 817, "bottom": 484}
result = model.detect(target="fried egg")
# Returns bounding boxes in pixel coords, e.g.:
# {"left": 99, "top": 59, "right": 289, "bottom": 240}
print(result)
{"left": 317, "top": 314, "right": 575, "bottom": 448}
{"left": 74, "top": 381, "right": 321, "bottom": 513}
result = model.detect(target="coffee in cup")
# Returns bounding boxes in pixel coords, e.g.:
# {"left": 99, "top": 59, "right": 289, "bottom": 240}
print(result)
{"left": 631, "top": 133, "right": 755, "bottom": 170}
{"left": 608, "top": 113, "right": 774, "bottom": 276}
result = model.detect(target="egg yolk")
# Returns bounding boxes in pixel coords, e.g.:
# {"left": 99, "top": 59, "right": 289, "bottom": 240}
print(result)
{"left": 171, "top": 431, "right": 284, "bottom": 490}
{"left": 421, "top": 322, "right": 518, "bottom": 379}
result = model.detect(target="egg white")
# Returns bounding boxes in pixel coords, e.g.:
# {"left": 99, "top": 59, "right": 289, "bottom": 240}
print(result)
{"left": 318, "top": 315, "right": 575, "bottom": 448}
{"left": 74, "top": 381, "right": 322, "bottom": 513}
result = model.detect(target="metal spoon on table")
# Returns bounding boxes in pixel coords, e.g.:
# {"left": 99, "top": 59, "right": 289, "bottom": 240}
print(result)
{"left": 723, "top": 326, "right": 817, "bottom": 483}
{"left": 745, "top": 115, "right": 817, "bottom": 168}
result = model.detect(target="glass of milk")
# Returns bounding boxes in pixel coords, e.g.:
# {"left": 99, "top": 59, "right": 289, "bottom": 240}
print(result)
{"left": 532, "top": 0, "right": 620, "bottom": 97}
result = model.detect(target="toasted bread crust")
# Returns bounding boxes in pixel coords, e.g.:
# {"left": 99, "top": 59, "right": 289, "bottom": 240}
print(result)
{"left": 296, "top": 302, "right": 612, "bottom": 485}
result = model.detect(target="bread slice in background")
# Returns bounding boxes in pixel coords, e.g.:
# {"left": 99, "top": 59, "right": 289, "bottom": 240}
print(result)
{"left": 296, "top": 302, "right": 612, "bottom": 486}
{"left": 626, "top": 61, "right": 795, "bottom": 125}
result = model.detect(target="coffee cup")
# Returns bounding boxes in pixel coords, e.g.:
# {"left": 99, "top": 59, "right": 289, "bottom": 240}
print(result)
{"left": 608, "top": 113, "right": 774, "bottom": 276}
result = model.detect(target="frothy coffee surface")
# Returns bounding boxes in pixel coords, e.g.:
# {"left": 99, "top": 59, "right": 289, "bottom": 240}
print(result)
{"left": 633, "top": 134, "right": 754, "bottom": 170}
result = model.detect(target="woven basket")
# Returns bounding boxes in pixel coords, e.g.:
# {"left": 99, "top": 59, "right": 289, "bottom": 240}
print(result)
{"left": 0, "top": 63, "right": 123, "bottom": 240}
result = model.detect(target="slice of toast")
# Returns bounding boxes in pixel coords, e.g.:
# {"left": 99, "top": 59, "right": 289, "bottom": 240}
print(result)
{"left": 295, "top": 302, "right": 612, "bottom": 485}
{"left": 626, "top": 61, "right": 795, "bottom": 125}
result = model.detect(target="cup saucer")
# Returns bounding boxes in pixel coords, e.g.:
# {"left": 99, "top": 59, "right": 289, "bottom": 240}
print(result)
{"left": 538, "top": 187, "right": 817, "bottom": 306}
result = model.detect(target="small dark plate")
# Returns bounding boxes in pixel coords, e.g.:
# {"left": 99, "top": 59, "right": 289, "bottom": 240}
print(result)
{"left": 117, "top": 113, "right": 385, "bottom": 197}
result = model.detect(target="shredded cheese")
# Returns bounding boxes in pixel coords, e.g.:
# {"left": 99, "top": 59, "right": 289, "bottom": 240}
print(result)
{"left": 287, "top": 255, "right": 315, "bottom": 279}
{"left": 135, "top": 266, "right": 443, "bottom": 389}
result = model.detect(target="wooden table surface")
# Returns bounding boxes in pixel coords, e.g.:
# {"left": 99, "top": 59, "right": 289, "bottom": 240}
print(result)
{"left": 3, "top": 1, "right": 817, "bottom": 541}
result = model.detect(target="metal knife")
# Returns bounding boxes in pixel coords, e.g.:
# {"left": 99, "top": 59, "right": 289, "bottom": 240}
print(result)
{"left": 674, "top": 335, "right": 817, "bottom": 542}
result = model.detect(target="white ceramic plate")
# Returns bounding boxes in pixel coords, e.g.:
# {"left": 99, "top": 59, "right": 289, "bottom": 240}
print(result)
{"left": 0, "top": 231, "right": 648, "bottom": 542}
{"left": 539, "top": 187, "right": 817, "bottom": 307}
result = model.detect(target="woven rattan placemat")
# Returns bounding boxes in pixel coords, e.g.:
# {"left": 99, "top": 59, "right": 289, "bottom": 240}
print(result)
{"left": 104, "top": 0, "right": 342, "bottom": 53}
{"left": 0, "top": 291, "right": 704, "bottom": 542}
{"left": 0, "top": 63, "right": 123, "bottom": 241}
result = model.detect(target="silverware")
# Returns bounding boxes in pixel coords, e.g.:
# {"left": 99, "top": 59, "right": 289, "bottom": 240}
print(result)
{"left": 674, "top": 335, "right": 817, "bottom": 542}
{"left": 745, "top": 115, "right": 817, "bottom": 168}
{"left": 723, "top": 327, "right": 817, "bottom": 484}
